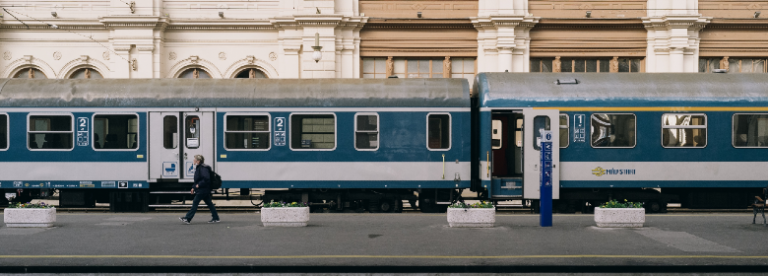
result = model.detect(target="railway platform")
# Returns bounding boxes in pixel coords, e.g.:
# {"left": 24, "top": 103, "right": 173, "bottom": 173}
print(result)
{"left": 0, "top": 211, "right": 767, "bottom": 273}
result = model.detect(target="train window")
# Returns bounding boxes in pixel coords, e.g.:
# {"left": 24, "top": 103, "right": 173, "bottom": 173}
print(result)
{"left": 93, "top": 115, "right": 139, "bottom": 150}
{"left": 427, "top": 114, "right": 450, "bottom": 150}
{"left": 163, "top": 116, "right": 177, "bottom": 149}
{"left": 225, "top": 115, "right": 270, "bottom": 150}
{"left": 732, "top": 114, "right": 768, "bottom": 147}
{"left": 560, "top": 114, "right": 569, "bottom": 148}
{"left": 591, "top": 113, "right": 636, "bottom": 148}
{"left": 291, "top": 114, "right": 336, "bottom": 150}
{"left": 0, "top": 114, "right": 6, "bottom": 150}
{"left": 533, "top": 116, "right": 550, "bottom": 151}
{"left": 355, "top": 114, "right": 379, "bottom": 150}
{"left": 28, "top": 115, "right": 73, "bottom": 150}
{"left": 185, "top": 116, "right": 200, "bottom": 149}
{"left": 662, "top": 114, "right": 706, "bottom": 148}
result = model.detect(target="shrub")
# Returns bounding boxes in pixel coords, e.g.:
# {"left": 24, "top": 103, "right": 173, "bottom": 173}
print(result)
{"left": 600, "top": 199, "right": 643, "bottom": 208}
{"left": 263, "top": 200, "right": 307, "bottom": 208}
{"left": 9, "top": 202, "right": 53, "bottom": 209}
{"left": 448, "top": 201, "right": 494, "bottom": 208}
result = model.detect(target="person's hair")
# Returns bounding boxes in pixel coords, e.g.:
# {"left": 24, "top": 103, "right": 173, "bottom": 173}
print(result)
{"left": 194, "top": 154, "right": 204, "bottom": 163}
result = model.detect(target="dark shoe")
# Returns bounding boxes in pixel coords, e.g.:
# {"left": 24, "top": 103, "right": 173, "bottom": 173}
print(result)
{"left": 179, "top": 217, "right": 190, "bottom": 224}
{"left": 208, "top": 219, "right": 220, "bottom": 224}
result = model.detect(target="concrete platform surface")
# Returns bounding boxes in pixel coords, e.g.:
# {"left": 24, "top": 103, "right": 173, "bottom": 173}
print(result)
{"left": 0, "top": 212, "right": 766, "bottom": 268}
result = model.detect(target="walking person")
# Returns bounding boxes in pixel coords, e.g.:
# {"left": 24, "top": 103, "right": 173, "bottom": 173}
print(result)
{"left": 179, "top": 155, "right": 220, "bottom": 224}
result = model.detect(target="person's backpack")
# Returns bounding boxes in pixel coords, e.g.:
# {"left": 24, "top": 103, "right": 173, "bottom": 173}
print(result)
{"left": 207, "top": 165, "right": 222, "bottom": 190}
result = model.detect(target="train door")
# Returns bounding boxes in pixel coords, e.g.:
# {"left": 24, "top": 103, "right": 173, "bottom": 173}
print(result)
{"left": 149, "top": 112, "right": 214, "bottom": 182}
{"left": 490, "top": 111, "right": 524, "bottom": 198}
{"left": 522, "top": 109, "right": 560, "bottom": 200}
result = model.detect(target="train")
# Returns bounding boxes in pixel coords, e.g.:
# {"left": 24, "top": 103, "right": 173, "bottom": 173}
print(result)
{"left": 0, "top": 73, "right": 765, "bottom": 213}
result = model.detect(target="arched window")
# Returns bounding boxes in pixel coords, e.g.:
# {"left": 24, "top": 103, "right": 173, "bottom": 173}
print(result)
{"left": 178, "top": 68, "right": 211, "bottom": 79}
{"left": 13, "top": 67, "right": 47, "bottom": 79}
{"left": 234, "top": 68, "right": 266, "bottom": 79}
{"left": 69, "top": 68, "right": 103, "bottom": 79}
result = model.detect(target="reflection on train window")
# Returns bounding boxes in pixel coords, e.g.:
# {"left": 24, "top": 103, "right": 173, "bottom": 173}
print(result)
{"left": 732, "top": 114, "right": 768, "bottom": 147}
{"left": 163, "top": 116, "right": 177, "bottom": 149}
{"left": 560, "top": 114, "right": 569, "bottom": 148}
{"left": 185, "top": 116, "right": 200, "bottom": 149}
{"left": 662, "top": 114, "right": 706, "bottom": 148}
{"left": 427, "top": 114, "right": 450, "bottom": 150}
{"left": 93, "top": 115, "right": 138, "bottom": 150}
{"left": 0, "top": 114, "right": 6, "bottom": 149}
{"left": 225, "top": 115, "right": 270, "bottom": 150}
{"left": 28, "top": 115, "right": 73, "bottom": 150}
{"left": 291, "top": 114, "right": 335, "bottom": 150}
{"left": 355, "top": 114, "right": 379, "bottom": 150}
{"left": 591, "top": 113, "right": 636, "bottom": 148}
{"left": 533, "top": 116, "right": 550, "bottom": 151}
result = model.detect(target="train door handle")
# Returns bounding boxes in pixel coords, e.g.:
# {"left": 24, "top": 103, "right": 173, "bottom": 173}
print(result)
{"left": 442, "top": 154, "right": 445, "bottom": 180}
{"left": 184, "top": 152, "right": 188, "bottom": 160}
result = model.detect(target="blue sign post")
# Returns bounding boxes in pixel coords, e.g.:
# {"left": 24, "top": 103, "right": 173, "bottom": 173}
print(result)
{"left": 540, "top": 129, "right": 553, "bottom": 227}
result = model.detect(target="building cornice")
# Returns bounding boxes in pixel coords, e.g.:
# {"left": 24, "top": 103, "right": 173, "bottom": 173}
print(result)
{"left": 471, "top": 15, "right": 540, "bottom": 30}
{"left": 642, "top": 15, "right": 712, "bottom": 31}
{"left": 100, "top": 16, "right": 168, "bottom": 30}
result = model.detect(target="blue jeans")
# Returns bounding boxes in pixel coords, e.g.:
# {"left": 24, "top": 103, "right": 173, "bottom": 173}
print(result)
{"left": 184, "top": 192, "right": 219, "bottom": 222}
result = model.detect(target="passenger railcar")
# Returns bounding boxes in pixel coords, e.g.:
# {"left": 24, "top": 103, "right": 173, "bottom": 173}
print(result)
{"left": 474, "top": 73, "right": 768, "bottom": 212}
{"left": 0, "top": 79, "right": 471, "bottom": 213}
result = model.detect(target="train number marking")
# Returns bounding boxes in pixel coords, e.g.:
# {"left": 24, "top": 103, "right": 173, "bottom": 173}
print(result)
{"left": 274, "top": 117, "right": 286, "bottom": 146}
{"left": 76, "top": 117, "right": 90, "bottom": 146}
{"left": 573, "top": 114, "right": 585, "bottom": 143}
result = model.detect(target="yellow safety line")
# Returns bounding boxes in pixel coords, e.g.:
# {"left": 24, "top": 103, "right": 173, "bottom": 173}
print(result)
{"left": 533, "top": 107, "right": 768, "bottom": 112}
{"left": 0, "top": 255, "right": 765, "bottom": 259}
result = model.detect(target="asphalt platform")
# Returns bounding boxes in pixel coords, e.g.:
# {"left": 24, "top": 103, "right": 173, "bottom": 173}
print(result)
{"left": 0, "top": 211, "right": 766, "bottom": 273}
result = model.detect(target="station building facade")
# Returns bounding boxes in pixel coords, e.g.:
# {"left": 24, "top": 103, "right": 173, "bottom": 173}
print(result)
{"left": 0, "top": 0, "right": 766, "bottom": 82}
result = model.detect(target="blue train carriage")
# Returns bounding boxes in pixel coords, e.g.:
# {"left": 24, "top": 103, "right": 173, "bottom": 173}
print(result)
{"left": 0, "top": 79, "right": 152, "bottom": 209}
{"left": 215, "top": 78, "right": 472, "bottom": 213}
{"left": 474, "top": 72, "right": 767, "bottom": 212}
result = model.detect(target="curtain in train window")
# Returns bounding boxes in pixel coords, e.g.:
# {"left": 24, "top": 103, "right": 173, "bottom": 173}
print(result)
{"left": 662, "top": 114, "right": 706, "bottom": 148}
{"left": 591, "top": 113, "right": 636, "bottom": 148}
{"left": 733, "top": 114, "right": 768, "bottom": 147}
{"left": 93, "top": 115, "right": 138, "bottom": 150}
{"left": 28, "top": 115, "right": 73, "bottom": 149}
{"left": 0, "top": 114, "right": 6, "bottom": 149}
{"left": 355, "top": 114, "right": 379, "bottom": 150}
{"left": 559, "top": 114, "right": 569, "bottom": 148}
{"left": 225, "top": 115, "right": 270, "bottom": 149}
{"left": 428, "top": 114, "right": 450, "bottom": 149}
{"left": 291, "top": 114, "right": 335, "bottom": 150}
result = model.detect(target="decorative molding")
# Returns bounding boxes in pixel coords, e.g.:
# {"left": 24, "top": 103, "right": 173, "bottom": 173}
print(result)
{"left": 167, "top": 56, "right": 223, "bottom": 78}
{"left": 166, "top": 25, "right": 276, "bottom": 30}
{"left": 53, "top": 52, "right": 62, "bottom": 60}
{"left": 269, "top": 52, "right": 277, "bottom": 61}
{"left": 3, "top": 55, "right": 57, "bottom": 79}
{"left": 169, "top": 52, "right": 177, "bottom": 60}
{"left": 219, "top": 52, "right": 227, "bottom": 60}
{"left": 364, "top": 23, "right": 474, "bottom": 29}
{"left": 58, "top": 56, "right": 111, "bottom": 79}
{"left": 3, "top": 51, "right": 11, "bottom": 61}
{"left": 223, "top": 55, "right": 279, "bottom": 78}
{"left": 102, "top": 51, "right": 110, "bottom": 61}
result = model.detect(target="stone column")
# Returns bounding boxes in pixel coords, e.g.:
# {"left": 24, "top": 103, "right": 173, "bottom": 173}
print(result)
{"left": 443, "top": 56, "right": 451, "bottom": 78}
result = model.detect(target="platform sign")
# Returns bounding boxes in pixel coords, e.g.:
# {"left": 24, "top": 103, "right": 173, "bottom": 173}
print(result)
{"left": 76, "top": 117, "right": 89, "bottom": 146}
{"left": 573, "top": 114, "right": 585, "bottom": 143}
{"left": 540, "top": 129, "right": 553, "bottom": 227}
{"left": 274, "top": 117, "right": 286, "bottom": 146}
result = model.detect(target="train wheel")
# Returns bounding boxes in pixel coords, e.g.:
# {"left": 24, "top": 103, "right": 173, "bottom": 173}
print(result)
{"left": 367, "top": 199, "right": 382, "bottom": 213}
{"left": 379, "top": 199, "right": 394, "bottom": 213}
{"left": 644, "top": 201, "right": 662, "bottom": 213}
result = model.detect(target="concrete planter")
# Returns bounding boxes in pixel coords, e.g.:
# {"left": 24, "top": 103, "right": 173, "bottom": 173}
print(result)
{"left": 261, "top": 207, "right": 309, "bottom": 227}
{"left": 3, "top": 208, "right": 56, "bottom": 228}
{"left": 594, "top": 207, "right": 645, "bottom": 228}
{"left": 447, "top": 208, "right": 495, "bottom": 228}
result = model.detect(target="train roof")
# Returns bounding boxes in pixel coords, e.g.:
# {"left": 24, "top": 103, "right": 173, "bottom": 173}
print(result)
{"left": 0, "top": 78, "right": 470, "bottom": 108}
{"left": 475, "top": 73, "right": 768, "bottom": 107}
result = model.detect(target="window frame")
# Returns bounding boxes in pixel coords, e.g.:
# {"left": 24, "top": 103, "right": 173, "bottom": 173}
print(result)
{"left": 91, "top": 113, "right": 140, "bottom": 152}
{"left": 354, "top": 113, "right": 380, "bottom": 151}
{"left": 26, "top": 112, "right": 74, "bottom": 151}
{"left": 660, "top": 113, "right": 707, "bottom": 149}
{"left": 589, "top": 113, "right": 637, "bottom": 149}
{"left": 289, "top": 113, "right": 337, "bottom": 151}
{"left": 560, "top": 114, "right": 569, "bottom": 148}
{"left": 731, "top": 113, "right": 768, "bottom": 148}
{"left": 223, "top": 113, "right": 272, "bottom": 151}
{"left": 426, "top": 113, "right": 452, "bottom": 151}
{"left": 0, "top": 112, "right": 8, "bottom": 151}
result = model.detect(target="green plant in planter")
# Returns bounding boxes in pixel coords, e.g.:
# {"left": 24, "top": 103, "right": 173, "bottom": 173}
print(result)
{"left": 449, "top": 201, "right": 494, "bottom": 208}
{"left": 9, "top": 202, "right": 53, "bottom": 208}
{"left": 600, "top": 199, "right": 643, "bottom": 208}
{"left": 263, "top": 200, "right": 307, "bottom": 208}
